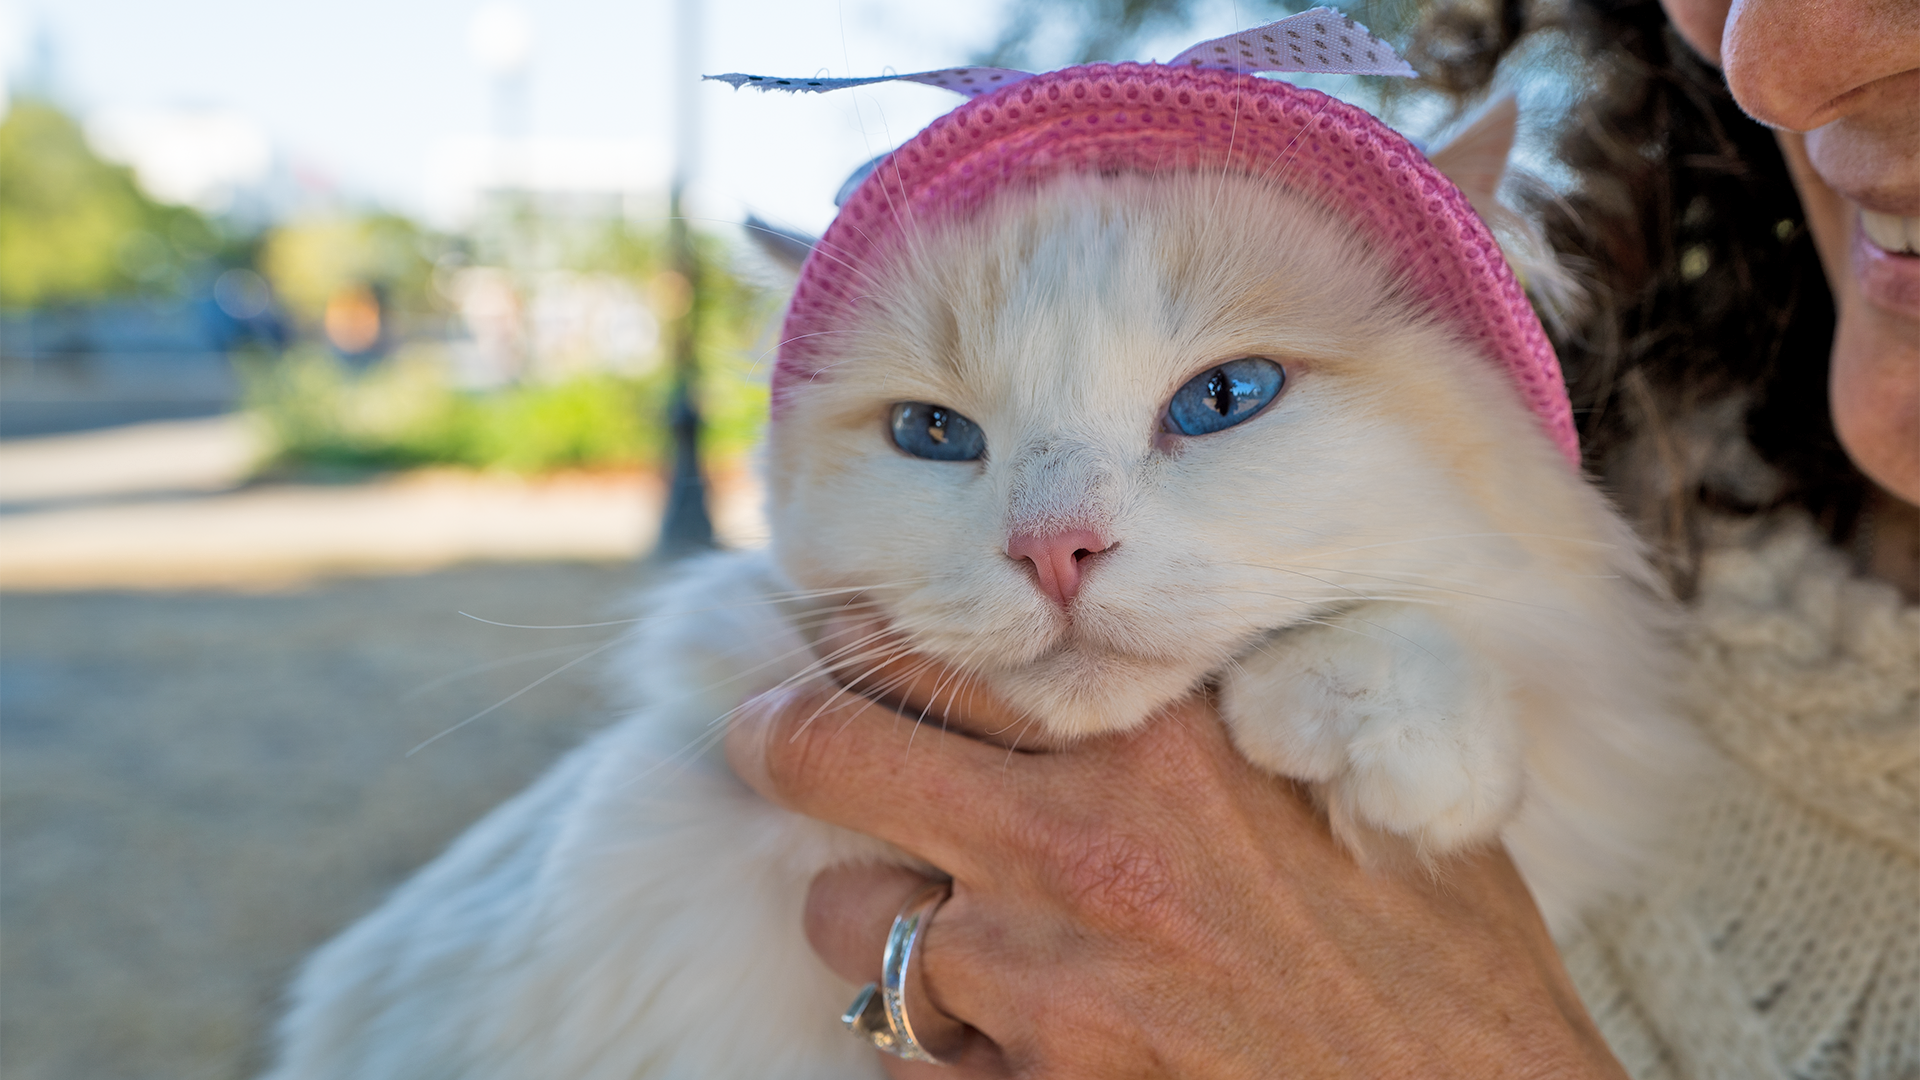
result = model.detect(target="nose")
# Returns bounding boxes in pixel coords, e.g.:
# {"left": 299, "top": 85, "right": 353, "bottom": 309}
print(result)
{"left": 1006, "top": 528, "right": 1112, "bottom": 607}
{"left": 1719, "top": 0, "right": 1920, "bottom": 133}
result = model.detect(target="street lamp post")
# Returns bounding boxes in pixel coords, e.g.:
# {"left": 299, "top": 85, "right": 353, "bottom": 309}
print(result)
{"left": 656, "top": 0, "right": 713, "bottom": 556}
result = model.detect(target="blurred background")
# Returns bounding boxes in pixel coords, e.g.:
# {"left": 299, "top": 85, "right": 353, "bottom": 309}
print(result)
{"left": 0, "top": 0, "right": 1568, "bottom": 1076}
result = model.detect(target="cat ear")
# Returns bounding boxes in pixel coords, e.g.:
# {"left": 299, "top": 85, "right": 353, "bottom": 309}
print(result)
{"left": 1427, "top": 92, "right": 1518, "bottom": 225}
{"left": 745, "top": 213, "right": 817, "bottom": 275}
{"left": 1427, "top": 94, "right": 1588, "bottom": 333}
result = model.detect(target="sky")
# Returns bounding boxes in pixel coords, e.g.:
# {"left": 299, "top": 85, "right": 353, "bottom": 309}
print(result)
{"left": 2, "top": 1, "right": 1495, "bottom": 239}
{"left": 0, "top": 0, "right": 1174, "bottom": 236}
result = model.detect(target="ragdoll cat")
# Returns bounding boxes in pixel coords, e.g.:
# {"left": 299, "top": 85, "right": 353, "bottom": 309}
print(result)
{"left": 266, "top": 53, "right": 1690, "bottom": 1080}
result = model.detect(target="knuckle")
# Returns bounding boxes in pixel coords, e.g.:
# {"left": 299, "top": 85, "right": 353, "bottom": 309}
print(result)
{"left": 1043, "top": 824, "right": 1182, "bottom": 934}
{"left": 755, "top": 693, "right": 854, "bottom": 804}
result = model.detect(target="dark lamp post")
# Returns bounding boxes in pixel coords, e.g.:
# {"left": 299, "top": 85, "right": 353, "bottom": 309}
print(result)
{"left": 656, "top": 0, "right": 714, "bottom": 557}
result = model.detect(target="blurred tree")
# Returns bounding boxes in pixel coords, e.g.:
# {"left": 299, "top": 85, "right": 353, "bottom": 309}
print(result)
{"left": 241, "top": 213, "right": 777, "bottom": 477}
{"left": 0, "top": 98, "right": 218, "bottom": 307}
{"left": 260, "top": 213, "right": 445, "bottom": 327}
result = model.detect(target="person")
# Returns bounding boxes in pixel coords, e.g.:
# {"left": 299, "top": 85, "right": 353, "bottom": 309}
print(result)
{"left": 724, "top": 0, "right": 1918, "bottom": 1075}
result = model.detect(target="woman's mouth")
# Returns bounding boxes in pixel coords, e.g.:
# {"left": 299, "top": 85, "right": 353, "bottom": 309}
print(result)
{"left": 1854, "top": 209, "right": 1920, "bottom": 319}
{"left": 1861, "top": 211, "right": 1919, "bottom": 256}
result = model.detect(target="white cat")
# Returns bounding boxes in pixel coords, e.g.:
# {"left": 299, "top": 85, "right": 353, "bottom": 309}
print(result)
{"left": 265, "top": 100, "right": 1690, "bottom": 1080}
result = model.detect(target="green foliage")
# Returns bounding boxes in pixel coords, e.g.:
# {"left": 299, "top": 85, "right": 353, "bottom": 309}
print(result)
{"left": 241, "top": 345, "right": 769, "bottom": 476}
{"left": 236, "top": 171, "right": 776, "bottom": 476}
{"left": 0, "top": 99, "right": 218, "bottom": 308}
{"left": 261, "top": 212, "right": 447, "bottom": 325}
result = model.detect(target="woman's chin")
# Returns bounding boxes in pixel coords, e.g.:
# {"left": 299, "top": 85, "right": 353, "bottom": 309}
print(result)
{"left": 1830, "top": 294, "right": 1920, "bottom": 507}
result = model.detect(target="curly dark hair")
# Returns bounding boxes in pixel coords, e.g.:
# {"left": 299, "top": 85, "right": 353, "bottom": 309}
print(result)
{"left": 1414, "top": 0, "right": 1863, "bottom": 594}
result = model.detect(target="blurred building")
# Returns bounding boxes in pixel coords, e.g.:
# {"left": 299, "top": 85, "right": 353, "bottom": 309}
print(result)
{"left": 424, "top": 134, "right": 670, "bottom": 387}
{"left": 424, "top": 136, "right": 665, "bottom": 228}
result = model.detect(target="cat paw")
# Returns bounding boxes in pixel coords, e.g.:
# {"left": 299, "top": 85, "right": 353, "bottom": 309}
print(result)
{"left": 1336, "top": 704, "right": 1521, "bottom": 853}
{"left": 1221, "top": 604, "right": 1524, "bottom": 857}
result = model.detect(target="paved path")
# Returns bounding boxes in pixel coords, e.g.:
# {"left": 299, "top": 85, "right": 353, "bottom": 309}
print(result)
{"left": 0, "top": 417, "right": 760, "bottom": 1078}
{"left": 2, "top": 562, "right": 642, "bottom": 1080}
{"left": 0, "top": 416, "right": 768, "bottom": 590}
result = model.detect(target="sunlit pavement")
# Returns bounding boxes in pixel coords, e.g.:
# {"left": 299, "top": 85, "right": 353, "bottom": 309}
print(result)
{"left": 2, "top": 563, "right": 639, "bottom": 1080}
{"left": 0, "top": 419, "right": 768, "bottom": 1079}
{"left": 0, "top": 415, "right": 768, "bottom": 590}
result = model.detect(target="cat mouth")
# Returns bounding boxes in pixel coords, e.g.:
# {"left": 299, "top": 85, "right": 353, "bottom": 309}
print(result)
{"left": 1033, "top": 618, "right": 1204, "bottom": 668}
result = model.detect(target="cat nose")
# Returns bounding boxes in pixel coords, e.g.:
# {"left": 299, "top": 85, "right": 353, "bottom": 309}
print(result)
{"left": 1006, "top": 529, "right": 1113, "bottom": 607}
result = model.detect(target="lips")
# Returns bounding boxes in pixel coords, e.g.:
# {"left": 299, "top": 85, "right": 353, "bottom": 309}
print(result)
{"left": 1854, "top": 211, "right": 1920, "bottom": 319}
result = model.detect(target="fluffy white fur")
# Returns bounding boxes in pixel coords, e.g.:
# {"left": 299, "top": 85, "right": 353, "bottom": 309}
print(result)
{"left": 266, "top": 169, "right": 1694, "bottom": 1079}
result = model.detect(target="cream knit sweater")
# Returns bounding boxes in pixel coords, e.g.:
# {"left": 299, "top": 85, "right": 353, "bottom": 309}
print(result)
{"left": 1560, "top": 514, "right": 1920, "bottom": 1080}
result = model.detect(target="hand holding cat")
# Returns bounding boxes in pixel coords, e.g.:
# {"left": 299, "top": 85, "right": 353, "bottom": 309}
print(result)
{"left": 726, "top": 645, "right": 1631, "bottom": 1079}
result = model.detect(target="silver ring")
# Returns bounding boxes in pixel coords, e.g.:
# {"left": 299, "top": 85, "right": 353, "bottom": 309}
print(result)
{"left": 841, "top": 880, "right": 958, "bottom": 1064}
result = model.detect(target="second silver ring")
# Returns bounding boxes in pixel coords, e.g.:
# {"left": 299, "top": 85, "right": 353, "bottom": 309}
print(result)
{"left": 882, "top": 879, "right": 951, "bottom": 1063}
{"left": 842, "top": 878, "right": 958, "bottom": 1064}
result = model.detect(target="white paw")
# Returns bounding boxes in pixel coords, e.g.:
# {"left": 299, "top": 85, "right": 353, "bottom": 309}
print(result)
{"left": 1339, "top": 704, "right": 1520, "bottom": 852}
{"left": 1221, "top": 604, "right": 1523, "bottom": 856}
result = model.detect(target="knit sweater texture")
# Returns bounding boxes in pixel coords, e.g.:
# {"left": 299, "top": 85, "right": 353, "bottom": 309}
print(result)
{"left": 1561, "top": 513, "right": 1920, "bottom": 1080}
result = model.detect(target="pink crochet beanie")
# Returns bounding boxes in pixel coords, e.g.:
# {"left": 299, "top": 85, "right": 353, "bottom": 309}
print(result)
{"left": 727, "top": 19, "right": 1579, "bottom": 467}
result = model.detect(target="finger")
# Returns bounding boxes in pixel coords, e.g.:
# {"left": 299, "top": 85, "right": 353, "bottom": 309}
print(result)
{"left": 804, "top": 863, "right": 931, "bottom": 986}
{"left": 725, "top": 684, "right": 1033, "bottom": 876}
{"left": 1111, "top": 692, "right": 1327, "bottom": 833}
{"left": 807, "top": 865, "right": 1006, "bottom": 1076}
{"left": 815, "top": 614, "right": 1041, "bottom": 748}
{"left": 880, "top": 1037, "right": 1011, "bottom": 1079}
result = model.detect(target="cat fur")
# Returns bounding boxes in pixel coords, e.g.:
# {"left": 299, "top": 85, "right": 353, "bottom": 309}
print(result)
{"left": 265, "top": 151, "right": 1692, "bottom": 1079}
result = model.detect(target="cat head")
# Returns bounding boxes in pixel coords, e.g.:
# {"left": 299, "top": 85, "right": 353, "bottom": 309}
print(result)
{"left": 765, "top": 170, "right": 1590, "bottom": 740}
{"left": 754, "top": 62, "right": 1588, "bottom": 740}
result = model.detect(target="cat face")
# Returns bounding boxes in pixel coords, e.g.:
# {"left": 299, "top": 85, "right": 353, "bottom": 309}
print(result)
{"left": 766, "top": 172, "right": 1585, "bottom": 739}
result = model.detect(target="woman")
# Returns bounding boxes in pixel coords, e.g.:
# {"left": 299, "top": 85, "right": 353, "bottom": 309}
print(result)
{"left": 725, "top": 0, "right": 1917, "bottom": 1075}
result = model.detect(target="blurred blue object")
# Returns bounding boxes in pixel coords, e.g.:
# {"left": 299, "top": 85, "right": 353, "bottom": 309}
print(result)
{"left": 0, "top": 276, "right": 287, "bottom": 438}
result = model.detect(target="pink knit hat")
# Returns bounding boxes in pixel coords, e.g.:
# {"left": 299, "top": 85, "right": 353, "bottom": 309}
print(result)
{"left": 723, "top": 17, "right": 1579, "bottom": 467}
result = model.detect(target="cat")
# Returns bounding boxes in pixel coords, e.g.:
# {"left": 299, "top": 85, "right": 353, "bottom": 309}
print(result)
{"left": 264, "top": 98, "right": 1690, "bottom": 1080}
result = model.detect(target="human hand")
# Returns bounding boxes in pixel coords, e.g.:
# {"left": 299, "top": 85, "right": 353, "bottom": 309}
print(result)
{"left": 726, "top": 640, "right": 1628, "bottom": 1079}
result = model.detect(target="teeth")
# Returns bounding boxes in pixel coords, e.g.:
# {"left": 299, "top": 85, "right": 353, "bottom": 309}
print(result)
{"left": 1860, "top": 210, "right": 1919, "bottom": 255}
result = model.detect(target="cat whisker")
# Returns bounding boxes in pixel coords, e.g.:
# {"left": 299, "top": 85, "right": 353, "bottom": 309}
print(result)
{"left": 1235, "top": 589, "right": 1434, "bottom": 607}
{"left": 649, "top": 625, "right": 929, "bottom": 774}
{"left": 458, "top": 611, "right": 643, "bottom": 630}
{"left": 915, "top": 637, "right": 1009, "bottom": 737}
{"left": 1304, "top": 531, "right": 1625, "bottom": 556}
{"left": 1210, "top": 72, "right": 1255, "bottom": 226}
{"left": 451, "top": 581, "right": 925, "bottom": 634}
{"left": 407, "top": 627, "right": 641, "bottom": 757}
{"left": 1285, "top": 564, "right": 1609, "bottom": 602}
{"left": 1242, "top": 563, "right": 1582, "bottom": 615}
{"left": 403, "top": 641, "right": 608, "bottom": 701}
{"left": 1255, "top": 90, "right": 1338, "bottom": 204}
{"left": 1226, "top": 560, "right": 1415, "bottom": 608}
{"left": 449, "top": 595, "right": 915, "bottom": 738}
{"left": 798, "top": 654, "right": 919, "bottom": 737}
{"left": 756, "top": 579, "right": 934, "bottom": 599}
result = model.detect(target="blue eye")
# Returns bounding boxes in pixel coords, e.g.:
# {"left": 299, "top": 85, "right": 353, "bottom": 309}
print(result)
{"left": 1164, "top": 358, "right": 1285, "bottom": 436}
{"left": 890, "top": 402, "right": 986, "bottom": 461}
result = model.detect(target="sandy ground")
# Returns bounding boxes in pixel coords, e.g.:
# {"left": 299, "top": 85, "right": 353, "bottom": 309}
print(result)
{"left": 0, "top": 418, "right": 753, "bottom": 1078}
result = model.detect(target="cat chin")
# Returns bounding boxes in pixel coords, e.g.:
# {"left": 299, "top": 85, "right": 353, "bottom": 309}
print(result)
{"left": 987, "top": 647, "right": 1210, "bottom": 740}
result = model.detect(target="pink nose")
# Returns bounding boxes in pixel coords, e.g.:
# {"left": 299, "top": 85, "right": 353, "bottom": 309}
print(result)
{"left": 1006, "top": 528, "right": 1113, "bottom": 607}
